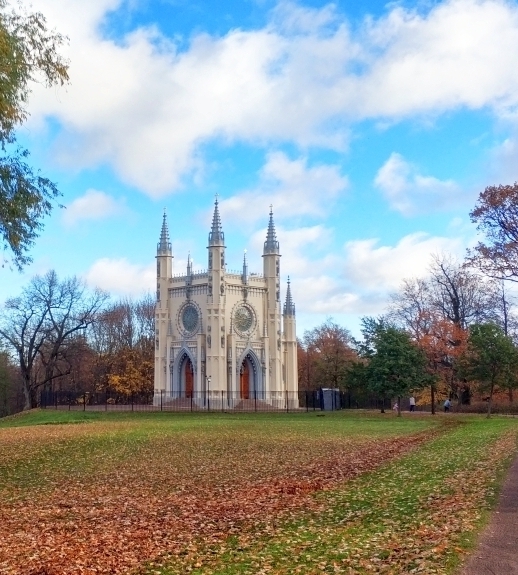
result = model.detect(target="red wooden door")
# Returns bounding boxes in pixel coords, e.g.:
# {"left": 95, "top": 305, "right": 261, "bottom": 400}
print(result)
{"left": 240, "top": 361, "right": 250, "bottom": 399}
{"left": 185, "top": 359, "right": 193, "bottom": 398}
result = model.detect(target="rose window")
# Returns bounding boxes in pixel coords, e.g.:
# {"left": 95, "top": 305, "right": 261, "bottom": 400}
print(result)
{"left": 181, "top": 304, "right": 199, "bottom": 334}
{"left": 234, "top": 305, "right": 255, "bottom": 335}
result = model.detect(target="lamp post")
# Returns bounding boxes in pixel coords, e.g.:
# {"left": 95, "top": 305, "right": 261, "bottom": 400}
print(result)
{"left": 206, "top": 375, "right": 211, "bottom": 411}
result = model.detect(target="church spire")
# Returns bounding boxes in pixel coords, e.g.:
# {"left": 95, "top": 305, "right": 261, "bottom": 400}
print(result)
{"left": 283, "top": 277, "right": 296, "bottom": 317}
{"left": 263, "top": 206, "right": 279, "bottom": 255}
{"left": 208, "top": 196, "right": 225, "bottom": 246}
{"left": 157, "top": 210, "right": 172, "bottom": 255}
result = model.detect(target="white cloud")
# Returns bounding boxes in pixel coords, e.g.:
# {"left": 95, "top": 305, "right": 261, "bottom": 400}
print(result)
{"left": 84, "top": 258, "right": 155, "bottom": 295}
{"left": 220, "top": 152, "right": 348, "bottom": 225}
{"left": 27, "top": 0, "right": 518, "bottom": 196}
{"left": 488, "top": 133, "right": 518, "bottom": 184}
{"left": 343, "top": 232, "right": 465, "bottom": 292}
{"left": 62, "top": 189, "right": 126, "bottom": 226}
{"left": 374, "top": 153, "right": 461, "bottom": 215}
{"left": 354, "top": 0, "right": 518, "bottom": 119}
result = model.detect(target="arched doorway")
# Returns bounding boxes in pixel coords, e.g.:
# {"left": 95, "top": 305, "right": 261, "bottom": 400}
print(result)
{"left": 237, "top": 350, "right": 263, "bottom": 401}
{"left": 240, "top": 360, "right": 250, "bottom": 399}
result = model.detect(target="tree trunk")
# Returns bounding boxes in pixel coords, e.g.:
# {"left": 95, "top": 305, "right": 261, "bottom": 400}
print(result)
{"left": 487, "top": 382, "right": 494, "bottom": 419}
{"left": 22, "top": 372, "right": 33, "bottom": 411}
{"left": 509, "top": 387, "right": 514, "bottom": 404}
{"left": 431, "top": 385, "right": 436, "bottom": 415}
{"left": 397, "top": 395, "right": 402, "bottom": 417}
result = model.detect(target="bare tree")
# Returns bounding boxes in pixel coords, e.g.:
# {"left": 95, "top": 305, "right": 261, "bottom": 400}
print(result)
{"left": 388, "top": 278, "right": 434, "bottom": 340}
{"left": 429, "top": 254, "right": 497, "bottom": 330}
{"left": 0, "top": 270, "right": 108, "bottom": 409}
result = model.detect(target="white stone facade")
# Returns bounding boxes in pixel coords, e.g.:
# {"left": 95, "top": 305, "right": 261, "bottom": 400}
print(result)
{"left": 154, "top": 200, "right": 298, "bottom": 408}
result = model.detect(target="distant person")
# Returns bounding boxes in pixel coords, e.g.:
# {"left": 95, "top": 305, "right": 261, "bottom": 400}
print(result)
{"left": 393, "top": 402, "right": 398, "bottom": 412}
{"left": 444, "top": 398, "right": 451, "bottom": 412}
{"left": 409, "top": 396, "right": 416, "bottom": 412}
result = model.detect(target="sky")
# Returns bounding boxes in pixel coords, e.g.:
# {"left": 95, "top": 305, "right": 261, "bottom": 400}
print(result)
{"left": 3, "top": 0, "right": 518, "bottom": 337}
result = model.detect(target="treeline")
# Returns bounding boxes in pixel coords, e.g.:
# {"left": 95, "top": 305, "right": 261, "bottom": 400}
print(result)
{"left": 0, "top": 271, "right": 154, "bottom": 415}
{"left": 299, "top": 254, "right": 518, "bottom": 416}
{"left": 298, "top": 182, "right": 518, "bottom": 417}
{"left": 2, "top": 184, "right": 518, "bottom": 417}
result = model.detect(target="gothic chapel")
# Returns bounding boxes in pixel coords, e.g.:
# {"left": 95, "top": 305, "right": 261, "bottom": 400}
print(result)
{"left": 154, "top": 199, "right": 298, "bottom": 407}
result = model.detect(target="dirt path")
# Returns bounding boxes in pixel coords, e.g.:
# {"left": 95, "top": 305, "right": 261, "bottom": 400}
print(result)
{"left": 459, "top": 455, "right": 518, "bottom": 575}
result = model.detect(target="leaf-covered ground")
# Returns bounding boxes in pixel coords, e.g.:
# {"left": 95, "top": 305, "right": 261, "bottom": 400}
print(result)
{"left": 0, "top": 411, "right": 436, "bottom": 574}
{"left": 0, "top": 411, "right": 515, "bottom": 575}
{"left": 140, "top": 417, "right": 518, "bottom": 575}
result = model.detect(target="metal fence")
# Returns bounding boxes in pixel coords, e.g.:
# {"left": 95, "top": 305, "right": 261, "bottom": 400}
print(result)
{"left": 40, "top": 389, "right": 393, "bottom": 413}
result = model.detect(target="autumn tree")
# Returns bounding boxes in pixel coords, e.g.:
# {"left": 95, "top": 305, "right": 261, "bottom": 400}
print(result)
{"left": 459, "top": 323, "right": 518, "bottom": 417}
{"left": 360, "top": 317, "right": 430, "bottom": 416}
{"left": 388, "top": 277, "right": 469, "bottom": 412}
{"left": 0, "top": 1, "right": 68, "bottom": 269}
{"left": 108, "top": 347, "right": 153, "bottom": 397}
{"left": 469, "top": 183, "right": 518, "bottom": 282}
{"left": 88, "top": 295, "right": 154, "bottom": 396}
{"left": 41, "top": 336, "right": 97, "bottom": 394}
{"left": 0, "top": 271, "right": 108, "bottom": 409}
{"left": 301, "top": 319, "right": 357, "bottom": 390}
{"left": 388, "top": 255, "right": 499, "bottom": 408}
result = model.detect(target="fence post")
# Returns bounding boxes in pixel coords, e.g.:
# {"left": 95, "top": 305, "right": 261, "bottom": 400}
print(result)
{"left": 161, "top": 390, "right": 163, "bottom": 412}
{"left": 83, "top": 393, "right": 86, "bottom": 411}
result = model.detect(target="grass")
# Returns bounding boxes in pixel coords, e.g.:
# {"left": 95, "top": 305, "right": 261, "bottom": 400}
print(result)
{"left": 0, "top": 410, "right": 516, "bottom": 574}
{"left": 141, "top": 417, "right": 518, "bottom": 575}
{"left": 0, "top": 409, "right": 434, "bottom": 492}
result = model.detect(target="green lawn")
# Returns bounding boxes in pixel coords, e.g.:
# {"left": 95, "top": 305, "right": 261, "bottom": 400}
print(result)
{"left": 0, "top": 410, "right": 516, "bottom": 575}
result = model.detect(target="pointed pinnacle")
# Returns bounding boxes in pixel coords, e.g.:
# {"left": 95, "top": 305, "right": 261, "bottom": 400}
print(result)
{"left": 158, "top": 211, "right": 172, "bottom": 254}
{"left": 283, "top": 277, "right": 296, "bottom": 317}
{"left": 208, "top": 197, "right": 225, "bottom": 246}
{"left": 264, "top": 207, "right": 279, "bottom": 255}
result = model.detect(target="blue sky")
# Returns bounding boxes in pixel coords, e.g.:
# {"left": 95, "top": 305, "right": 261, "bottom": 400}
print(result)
{"left": 4, "top": 0, "right": 518, "bottom": 336}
